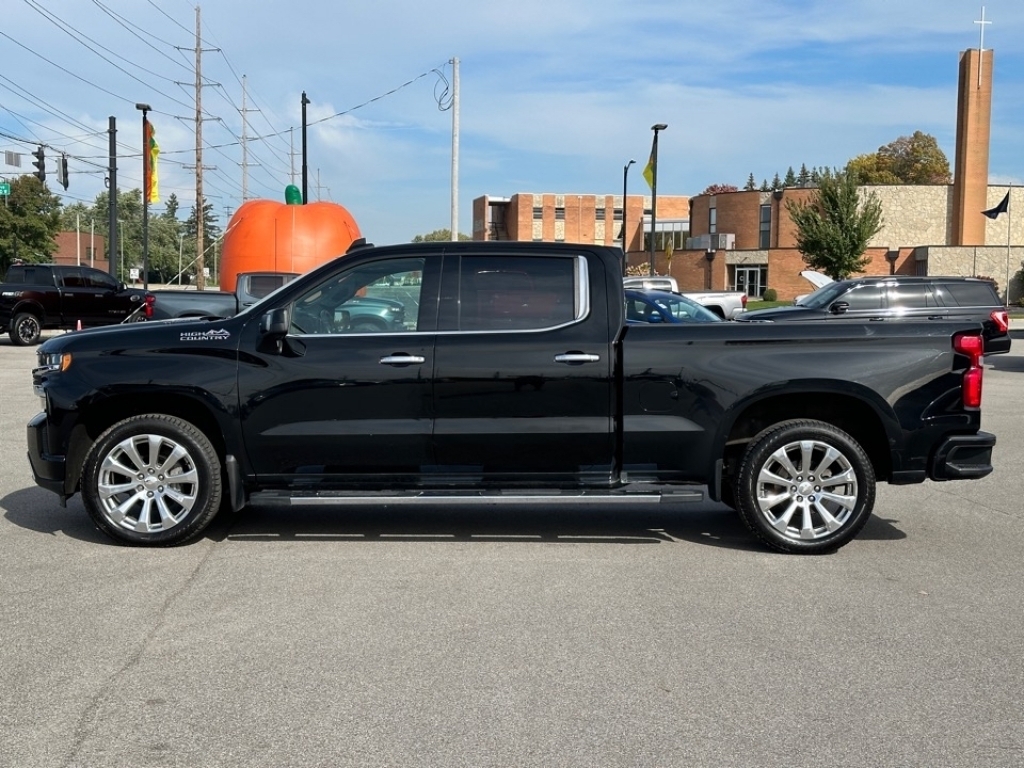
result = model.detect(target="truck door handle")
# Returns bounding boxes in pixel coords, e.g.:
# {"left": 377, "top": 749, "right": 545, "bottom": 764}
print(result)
{"left": 554, "top": 353, "right": 600, "bottom": 364}
{"left": 379, "top": 354, "right": 426, "bottom": 366}
{"left": 927, "top": 315, "right": 944, "bottom": 320}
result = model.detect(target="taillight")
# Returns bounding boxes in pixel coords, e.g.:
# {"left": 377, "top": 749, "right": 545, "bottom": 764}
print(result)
{"left": 953, "top": 332, "right": 984, "bottom": 409}
{"left": 741, "top": 294, "right": 748, "bottom": 308}
{"left": 144, "top": 294, "right": 155, "bottom": 319}
{"left": 990, "top": 308, "right": 1009, "bottom": 333}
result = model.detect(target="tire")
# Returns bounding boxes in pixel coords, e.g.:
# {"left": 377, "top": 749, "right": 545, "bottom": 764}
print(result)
{"left": 81, "top": 414, "right": 223, "bottom": 546}
{"left": 10, "top": 312, "right": 42, "bottom": 346}
{"left": 733, "top": 419, "right": 875, "bottom": 554}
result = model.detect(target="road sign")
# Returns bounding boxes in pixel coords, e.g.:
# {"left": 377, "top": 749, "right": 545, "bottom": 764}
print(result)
{"left": 0, "top": 182, "right": 10, "bottom": 196}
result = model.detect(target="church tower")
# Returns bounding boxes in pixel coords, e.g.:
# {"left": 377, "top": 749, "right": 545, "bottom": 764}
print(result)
{"left": 951, "top": 48, "right": 994, "bottom": 246}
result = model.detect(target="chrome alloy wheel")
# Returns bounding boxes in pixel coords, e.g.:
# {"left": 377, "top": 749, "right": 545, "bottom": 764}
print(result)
{"left": 755, "top": 439, "right": 858, "bottom": 541}
{"left": 97, "top": 433, "right": 200, "bottom": 533}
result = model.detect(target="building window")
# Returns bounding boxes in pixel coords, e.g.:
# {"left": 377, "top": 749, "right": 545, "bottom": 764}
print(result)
{"left": 533, "top": 207, "right": 543, "bottom": 219}
{"left": 709, "top": 207, "right": 717, "bottom": 234}
{"left": 759, "top": 204, "right": 771, "bottom": 249}
{"left": 555, "top": 207, "right": 565, "bottom": 221}
{"left": 595, "top": 208, "right": 606, "bottom": 221}
{"left": 613, "top": 207, "right": 623, "bottom": 221}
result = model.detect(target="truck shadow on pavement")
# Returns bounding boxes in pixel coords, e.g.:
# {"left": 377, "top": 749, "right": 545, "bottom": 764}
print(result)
{"left": 212, "top": 500, "right": 907, "bottom": 552}
{"left": 3, "top": 487, "right": 908, "bottom": 552}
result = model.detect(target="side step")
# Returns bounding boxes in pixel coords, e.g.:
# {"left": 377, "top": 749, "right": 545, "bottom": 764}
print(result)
{"left": 249, "top": 487, "right": 705, "bottom": 507}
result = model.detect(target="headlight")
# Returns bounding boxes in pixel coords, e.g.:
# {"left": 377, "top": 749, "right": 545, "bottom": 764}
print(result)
{"left": 37, "top": 352, "right": 73, "bottom": 373}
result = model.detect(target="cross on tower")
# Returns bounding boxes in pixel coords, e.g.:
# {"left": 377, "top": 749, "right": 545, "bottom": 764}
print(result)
{"left": 974, "top": 6, "right": 992, "bottom": 87}
{"left": 975, "top": 6, "right": 991, "bottom": 50}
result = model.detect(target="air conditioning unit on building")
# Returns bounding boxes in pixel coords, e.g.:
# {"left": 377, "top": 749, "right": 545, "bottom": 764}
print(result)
{"left": 686, "top": 234, "right": 712, "bottom": 250}
{"left": 712, "top": 233, "right": 735, "bottom": 250}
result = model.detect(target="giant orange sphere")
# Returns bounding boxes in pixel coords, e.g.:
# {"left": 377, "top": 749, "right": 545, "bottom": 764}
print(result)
{"left": 219, "top": 196, "right": 361, "bottom": 291}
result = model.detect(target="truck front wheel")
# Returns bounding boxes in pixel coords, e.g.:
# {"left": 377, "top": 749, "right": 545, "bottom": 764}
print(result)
{"left": 81, "top": 414, "right": 223, "bottom": 546}
{"left": 733, "top": 419, "right": 875, "bottom": 554}
{"left": 10, "top": 312, "right": 42, "bottom": 346}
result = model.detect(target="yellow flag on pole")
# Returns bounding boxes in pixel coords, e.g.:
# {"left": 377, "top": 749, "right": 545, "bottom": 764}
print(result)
{"left": 144, "top": 121, "right": 160, "bottom": 203}
{"left": 642, "top": 146, "right": 655, "bottom": 190}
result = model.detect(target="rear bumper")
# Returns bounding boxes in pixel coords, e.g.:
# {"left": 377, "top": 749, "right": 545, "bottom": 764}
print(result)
{"left": 26, "top": 411, "right": 66, "bottom": 497}
{"left": 930, "top": 431, "right": 995, "bottom": 480}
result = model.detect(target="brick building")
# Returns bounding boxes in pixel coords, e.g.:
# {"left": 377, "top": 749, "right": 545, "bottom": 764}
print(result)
{"left": 473, "top": 191, "right": 690, "bottom": 257}
{"left": 52, "top": 231, "right": 109, "bottom": 272}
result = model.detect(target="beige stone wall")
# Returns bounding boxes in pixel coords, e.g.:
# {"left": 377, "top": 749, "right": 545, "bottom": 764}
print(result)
{"left": 921, "top": 245, "right": 1024, "bottom": 302}
{"left": 864, "top": 186, "right": 951, "bottom": 248}
{"left": 982, "top": 187, "right": 1024, "bottom": 248}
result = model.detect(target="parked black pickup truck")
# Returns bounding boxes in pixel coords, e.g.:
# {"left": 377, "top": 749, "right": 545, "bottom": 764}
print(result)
{"left": 1, "top": 263, "right": 151, "bottom": 345}
{"left": 148, "top": 272, "right": 300, "bottom": 320}
{"left": 27, "top": 241, "right": 995, "bottom": 554}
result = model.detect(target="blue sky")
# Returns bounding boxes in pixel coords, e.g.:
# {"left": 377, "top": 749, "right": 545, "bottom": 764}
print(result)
{"left": 2, "top": 0, "right": 1023, "bottom": 242}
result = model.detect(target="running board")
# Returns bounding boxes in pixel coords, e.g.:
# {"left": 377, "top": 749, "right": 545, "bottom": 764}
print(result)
{"left": 249, "top": 488, "right": 705, "bottom": 507}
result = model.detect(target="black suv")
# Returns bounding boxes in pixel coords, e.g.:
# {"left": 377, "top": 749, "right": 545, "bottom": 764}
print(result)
{"left": 738, "top": 276, "right": 1011, "bottom": 354}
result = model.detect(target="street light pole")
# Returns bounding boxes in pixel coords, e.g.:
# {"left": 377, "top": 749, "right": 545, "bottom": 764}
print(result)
{"left": 648, "top": 123, "right": 667, "bottom": 277}
{"left": 136, "top": 103, "right": 152, "bottom": 289}
{"left": 301, "top": 91, "right": 310, "bottom": 204}
{"left": 622, "top": 159, "right": 635, "bottom": 275}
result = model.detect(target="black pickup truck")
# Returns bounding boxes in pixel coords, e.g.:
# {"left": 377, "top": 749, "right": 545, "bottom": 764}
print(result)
{"left": 27, "top": 241, "right": 995, "bottom": 554}
{"left": 148, "top": 272, "right": 300, "bottom": 321}
{"left": 1, "top": 263, "right": 151, "bottom": 345}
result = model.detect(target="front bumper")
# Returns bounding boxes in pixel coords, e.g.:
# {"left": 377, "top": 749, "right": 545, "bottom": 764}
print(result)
{"left": 27, "top": 411, "right": 67, "bottom": 499}
{"left": 930, "top": 431, "right": 996, "bottom": 480}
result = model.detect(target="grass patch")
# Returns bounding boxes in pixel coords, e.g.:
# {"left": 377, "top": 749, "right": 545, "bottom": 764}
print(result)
{"left": 745, "top": 300, "right": 792, "bottom": 311}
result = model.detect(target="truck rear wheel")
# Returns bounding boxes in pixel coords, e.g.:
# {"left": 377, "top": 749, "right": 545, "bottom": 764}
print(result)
{"left": 10, "top": 312, "right": 42, "bottom": 346}
{"left": 81, "top": 414, "right": 223, "bottom": 546}
{"left": 733, "top": 419, "right": 875, "bottom": 554}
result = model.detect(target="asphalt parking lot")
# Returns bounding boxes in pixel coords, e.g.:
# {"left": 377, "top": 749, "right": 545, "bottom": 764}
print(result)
{"left": 1, "top": 331, "right": 1022, "bottom": 767}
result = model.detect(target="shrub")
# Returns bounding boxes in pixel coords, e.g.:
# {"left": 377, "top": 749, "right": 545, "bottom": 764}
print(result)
{"left": 762, "top": 288, "right": 778, "bottom": 302}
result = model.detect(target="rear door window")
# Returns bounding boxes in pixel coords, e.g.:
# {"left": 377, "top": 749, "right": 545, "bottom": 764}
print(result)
{"left": 886, "top": 283, "right": 937, "bottom": 309}
{"left": 454, "top": 255, "right": 577, "bottom": 331}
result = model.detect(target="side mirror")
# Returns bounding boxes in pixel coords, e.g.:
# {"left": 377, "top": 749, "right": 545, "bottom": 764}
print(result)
{"left": 829, "top": 301, "right": 850, "bottom": 315}
{"left": 119, "top": 282, "right": 128, "bottom": 292}
{"left": 260, "top": 307, "right": 290, "bottom": 337}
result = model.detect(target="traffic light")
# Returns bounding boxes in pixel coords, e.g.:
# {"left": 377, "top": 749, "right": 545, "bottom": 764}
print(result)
{"left": 56, "top": 153, "right": 69, "bottom": 190}
{"left": 32, "top": 146, "right": 45, "bottom": 183}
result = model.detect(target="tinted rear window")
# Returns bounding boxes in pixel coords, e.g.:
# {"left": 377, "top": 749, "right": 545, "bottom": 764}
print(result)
{"left": 246, "top": 275, "right": 293, "bottom": 299}
{"left": 5, "top": 266, "right": 53, "bottom": 285}
{"left": 939, "top": 281, "right": 999, "bottom": 307}
{"left": 887, "top": 284, "right": 937, "bottom": 308}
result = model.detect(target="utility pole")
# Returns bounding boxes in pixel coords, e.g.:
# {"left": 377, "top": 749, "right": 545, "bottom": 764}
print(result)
{"left": 240, "top": 74, "right": 260, "bottom": 200}
{"left": 195, "top": 6, "right": 206, "bottom": 289}
{"left": 107, "top": 116, "right": 118, "bottom": 278}
{"left": 450, "top": 57, "right": 459, "bottom": 241}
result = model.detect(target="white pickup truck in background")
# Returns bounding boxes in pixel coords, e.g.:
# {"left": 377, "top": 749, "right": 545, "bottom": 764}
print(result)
{"left": 623, "top": 276, "right": 748, "bottom": 319}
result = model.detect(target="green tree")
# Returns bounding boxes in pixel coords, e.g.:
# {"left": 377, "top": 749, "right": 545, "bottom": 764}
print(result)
{"left": 163, "top": 192, "right": 180, "bottom": 221}
{"left": 771, "top": 173, "right": 781, "bottom": 190}
{"left": 846, "top": 131, "right": 951, "bottom": 184}
{"left": 184, "top": 196, "right": 221, "bottom": 285}
{"left": 784, "top": 169, "right": 883, "bottom": 280}
{"left": 783, "top": 166, "right": 797, "bottom": 187}
{"left": 412, "top": 228, "right": 470, "bottom": 242}
{"left": 846, "top": 153, "right": 901, "bottom": 185}
{"left": 744, "top": 173, "right": 757, "bottom": 191}
{"left": 701, "top": 184, "right": 738, "bottom": 195}
{"left": 797, "top": 164, "right": 810, "bottom": 187}
{"left": 0, "top": 176, "right": 62, "bottom": 276}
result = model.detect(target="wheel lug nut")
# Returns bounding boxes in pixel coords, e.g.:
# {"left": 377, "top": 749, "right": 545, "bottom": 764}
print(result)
{"left": 137, "top": 485, "right": 144, "bottom": 492}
